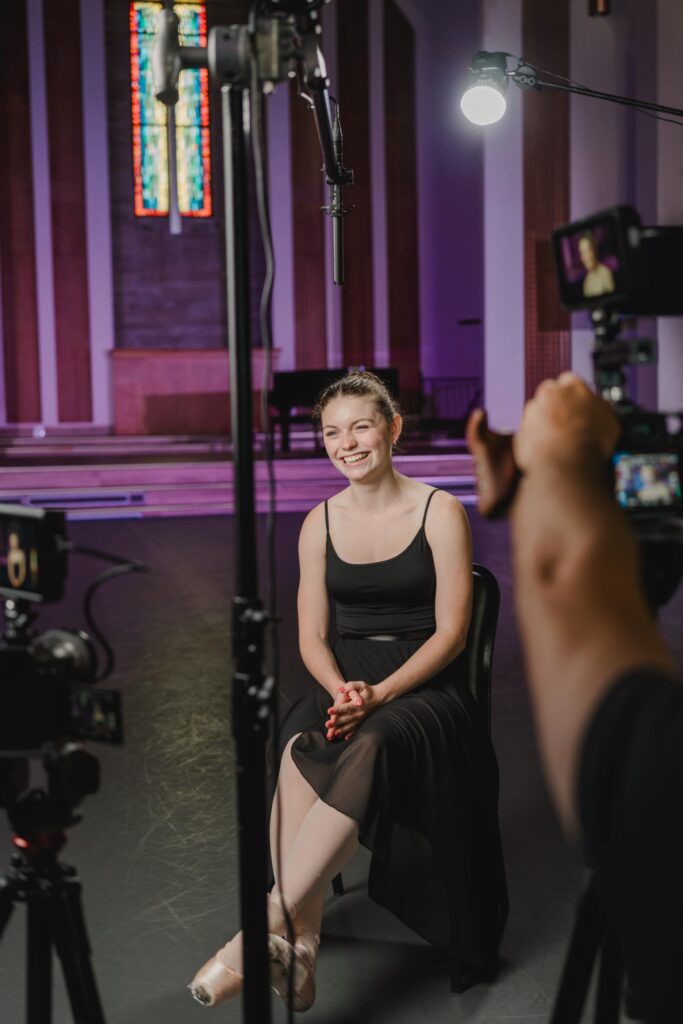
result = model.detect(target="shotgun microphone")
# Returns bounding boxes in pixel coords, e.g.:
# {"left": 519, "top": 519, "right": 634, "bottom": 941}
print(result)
{"left": 330, "top": 108, "right": 345, "bottom": 286}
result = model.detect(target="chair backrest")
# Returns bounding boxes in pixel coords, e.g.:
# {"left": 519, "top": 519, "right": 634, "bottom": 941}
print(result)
{"left": 461, "top": 563, "right": 500, "bottom": 734}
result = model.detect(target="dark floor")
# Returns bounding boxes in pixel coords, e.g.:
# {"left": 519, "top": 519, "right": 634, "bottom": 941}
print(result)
{"left": 0, "top": 512, "right": 681, "bottom": 1023}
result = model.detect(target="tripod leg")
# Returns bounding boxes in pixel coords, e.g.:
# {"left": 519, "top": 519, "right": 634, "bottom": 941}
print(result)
{"left": 595, "top": 924, "right": 623, "bottom": 1024}
{"left": 50, "top": 870, "right": 106, "bottom": 1024}
{"left": 550, "top": 876, "right": 605, "bottom": 1024}
{"left": 27, "top": 892, "right": 53, "bottom": 1024}
{"left": 0, "top": 874, "right": 16, "bottom": 940}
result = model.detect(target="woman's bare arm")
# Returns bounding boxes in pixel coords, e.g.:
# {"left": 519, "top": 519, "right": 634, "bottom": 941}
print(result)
{"left": 297, "top": 504, "right": 347, "bottom": 698}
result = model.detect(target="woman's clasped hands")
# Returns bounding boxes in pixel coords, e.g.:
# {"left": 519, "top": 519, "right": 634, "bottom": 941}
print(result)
{"left": 325, "top": 681, "right": 384, "bottom": 742}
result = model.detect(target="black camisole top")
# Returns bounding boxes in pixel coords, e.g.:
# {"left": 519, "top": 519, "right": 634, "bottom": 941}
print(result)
{"left": 325, "top": 489, "right": 439, "bottom": 640}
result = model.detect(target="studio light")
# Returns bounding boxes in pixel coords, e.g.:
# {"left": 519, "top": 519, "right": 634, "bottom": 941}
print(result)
{"left": 460, "top": 49, "right": 683, "bottom": 127}
{"left": 460, "top": 51, "right": 509, "bottom": 126}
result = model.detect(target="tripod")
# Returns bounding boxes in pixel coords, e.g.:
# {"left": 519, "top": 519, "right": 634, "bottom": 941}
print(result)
{"left": 549, "top": 871, "right": 635, "bottom": 1024}
{"left": 0, "top": 802, "right": 106, "bottom": 1024}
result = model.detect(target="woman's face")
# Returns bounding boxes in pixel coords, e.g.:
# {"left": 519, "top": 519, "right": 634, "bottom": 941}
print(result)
{"left": 321, "top": 395, "right": 400, "bottom": 481}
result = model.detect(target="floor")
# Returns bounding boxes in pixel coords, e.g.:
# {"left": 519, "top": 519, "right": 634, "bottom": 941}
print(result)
{"left": 0, "top": 511, "right": 680, "bottom": 1023}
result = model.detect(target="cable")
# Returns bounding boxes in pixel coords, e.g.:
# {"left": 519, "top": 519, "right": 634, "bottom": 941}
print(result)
{"left": 69, "top": 544, "right": 149, "bottom": 683}
{"left": 250, "top": 52, "right": 296, "bottom": 1024}
{"left": 249, "top": 53, "right": 278, "bottom": 717}
{"left": 511, "top": 53, "right": 683, "bottom": 130}
{"left": 67, "top": 542, "right": 148, "bottom": 568}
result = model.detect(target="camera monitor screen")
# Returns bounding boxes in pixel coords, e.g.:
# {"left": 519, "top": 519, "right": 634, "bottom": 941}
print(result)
{"left": 553, "top": 207, "right": 638, "bottom": 311}
{"left": 0, "top": 506, "right": 67, "bottom": 603}
{"left": 613, "top": 452, "right": 682, "bottom": 512}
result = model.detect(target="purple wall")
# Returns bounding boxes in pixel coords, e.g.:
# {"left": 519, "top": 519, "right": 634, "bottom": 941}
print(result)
{"left": 416, "top": 0, "right": 484, "bottom": 383}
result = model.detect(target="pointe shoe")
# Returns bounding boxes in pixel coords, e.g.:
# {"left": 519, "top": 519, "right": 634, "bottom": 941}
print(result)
{"left": 189, "top": 939, "right": 242, "bottom": 1007}
{"left": 268, "top": 929, "right": 319, "bottom": 1012}
{"left": 188, "top": 896, "right": 293, "bottom": 1008}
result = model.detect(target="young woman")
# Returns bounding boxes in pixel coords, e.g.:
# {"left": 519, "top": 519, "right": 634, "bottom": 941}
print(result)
{"left": 190, "top": 371, "right": 507, "bottom": 1010}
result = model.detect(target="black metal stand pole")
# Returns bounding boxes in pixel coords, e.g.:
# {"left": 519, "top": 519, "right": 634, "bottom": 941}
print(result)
{"left": 222, "top": 82, "right": 273, "bottom": 1024}
{"left": 153, "top": 12, "right": 350, "bottom": 1019}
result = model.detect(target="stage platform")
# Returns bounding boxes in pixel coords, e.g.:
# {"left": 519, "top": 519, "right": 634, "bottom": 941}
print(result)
{"left": 0, "top": 431, "right": 476, "bottom": 519}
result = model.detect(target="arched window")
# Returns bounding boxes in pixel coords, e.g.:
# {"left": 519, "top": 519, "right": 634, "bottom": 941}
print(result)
{"left": 130, "top": 2, "right": 211, "bottom": 217}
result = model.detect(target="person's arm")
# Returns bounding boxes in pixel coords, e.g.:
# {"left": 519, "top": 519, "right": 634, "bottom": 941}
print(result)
{"left": 508, "top": 374, "right": 676, "bottom": 835}
{"left": 297, "top": 504, "right": 347, "bottom": 699}
{"left": 331, "top": 492, "right": 473, "bottom": 738}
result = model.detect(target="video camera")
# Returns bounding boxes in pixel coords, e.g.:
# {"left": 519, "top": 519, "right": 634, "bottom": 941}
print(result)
{"left": 553, "top": 206, "right": 683, "bottom": 521}
{"left": 0, "top": 505, "right": 145, "bottom": 1019}
{"left": 0, "top": 505, "right": 123, "bottom": 761}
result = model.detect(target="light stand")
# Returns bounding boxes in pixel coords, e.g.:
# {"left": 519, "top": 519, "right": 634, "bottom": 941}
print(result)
{"left": 153, "top": 5, "right": 351, "bottom": 1021}
{"left": 510, "top": 60, "right": 683, "bottom": 120}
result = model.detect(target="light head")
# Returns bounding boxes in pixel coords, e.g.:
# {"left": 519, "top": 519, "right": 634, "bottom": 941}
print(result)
{"left": 460, "top": 51, "right": 509, "bottom": 126}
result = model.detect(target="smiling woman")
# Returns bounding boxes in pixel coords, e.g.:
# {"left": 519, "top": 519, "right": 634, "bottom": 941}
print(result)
{"left": 189, "top": 371, "right": 508, "bottom": 1010}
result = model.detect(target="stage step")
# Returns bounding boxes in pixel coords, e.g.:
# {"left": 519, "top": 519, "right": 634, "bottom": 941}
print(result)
{"left": 0, "top": 453, "right": 476, "bottom": 519}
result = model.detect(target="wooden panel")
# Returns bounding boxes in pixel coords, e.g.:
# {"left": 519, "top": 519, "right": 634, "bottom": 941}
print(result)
{"left": 384, "top": 0, "right": 420, "bottom": 411}
{"left": 290, "top": 78, "right": 328, "bottom": 369}
{"left": 43, "top": 0, "right": 93, "bottom": 422}
{"left": 0, "top": 4, "right": 41, "bottom": 423}
{"left": 110, "top": 348, "right": 277, "bottom": 434}
{"left": 337, "top": 0, "right": 374, "bottom": 367}
{"left": 523, "top": 0, "right": 571, "bottom": 399}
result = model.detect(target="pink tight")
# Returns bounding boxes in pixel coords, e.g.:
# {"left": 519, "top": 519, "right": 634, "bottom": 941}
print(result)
{"left": 269, "top": 734, "right": 358, "bottom": 939}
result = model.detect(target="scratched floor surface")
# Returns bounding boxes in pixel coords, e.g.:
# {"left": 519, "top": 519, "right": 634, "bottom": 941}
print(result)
{"left": 0, "top": 513, "right": 680, "bottom": 1024}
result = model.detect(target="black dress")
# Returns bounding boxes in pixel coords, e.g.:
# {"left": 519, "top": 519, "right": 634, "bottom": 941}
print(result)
{"left": 281, "top": 489, "right": 508, "bottom": 973}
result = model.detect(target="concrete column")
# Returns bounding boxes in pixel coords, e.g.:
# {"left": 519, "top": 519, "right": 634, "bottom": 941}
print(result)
{"left": 569, "top": 3, "right": 659, "bottom": 405}
{"left": 569, "top": 5, "right": 629, "bottom": 384}
{"left": 0, "top": 224, "right": 5, "bottom": 424}
{"left": 80, "top": 0, "right": 115, "bottom": 427}
{"left": 27, "top": 0, "right": 58, "bottom": 429}
{"left": 267, "top": 83, "right": 295, "bottom": 370}
{"left": 482, "top": 0, "right": 524, "bottom": 430}
{"left": 369, "top": 0, "right": 389, "bottom": 366}
{"left": 656, "top": 0, "right": 683, "bottom": 412}
{"left": 322, "top": 2, "right": 343, "bottom": 367}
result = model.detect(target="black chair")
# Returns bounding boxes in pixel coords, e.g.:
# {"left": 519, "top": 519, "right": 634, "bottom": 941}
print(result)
{"left": 462, "top": 562, "right": 500, "bottom": 735}
{"left": 331, "top": 562, "right": 508, "bottom": 992}
{"left": 420, "top": 376, "right": 483, "bottom": 438}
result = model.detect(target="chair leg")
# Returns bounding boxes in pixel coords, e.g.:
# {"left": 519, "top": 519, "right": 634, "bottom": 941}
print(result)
{"left": 331, "top": 873, "right": 345, "bottom": 897}
{"left": 450, "top": 959, "right": 470, "bottom": 994}
{"left": 450, "top": 953, "right": 499, "bottom": 994}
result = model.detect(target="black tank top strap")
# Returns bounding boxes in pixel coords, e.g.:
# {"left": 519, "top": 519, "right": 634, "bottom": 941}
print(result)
{"left": 324, "top": 499, "right": 330, "bottom": 536}
{"left": 421, "top": 488, "right": 440, "bottom": 529}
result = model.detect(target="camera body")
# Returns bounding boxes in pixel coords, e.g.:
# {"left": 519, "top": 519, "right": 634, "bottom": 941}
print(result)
{"left": 0, "top": 505, "right": 67, "bottom": 603}
{"left": 613, "top": 411, "right": 682, "bottom": 517}
{"left": 553, "top": 204, "right": 683, "bottom": 317}
{"left": 0, "top": 506, "right": 123, "bottom": 758}
{"left": 552, "top": 206, "right": 683, "bottom": 524}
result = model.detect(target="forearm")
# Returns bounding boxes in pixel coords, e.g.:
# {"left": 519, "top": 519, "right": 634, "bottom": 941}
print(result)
{"left": 512, "top": 456, "right": 675, "bottom": 834}
{"left": 375, "top": 629, "right": 465, "bottom": 703}
{"left": 299, "top": 634, "right": 346, "bottom": 698}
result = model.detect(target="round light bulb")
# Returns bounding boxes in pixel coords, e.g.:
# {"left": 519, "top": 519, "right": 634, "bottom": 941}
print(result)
{"left": 460, "top": 84, "right": 507, "bottom": 126}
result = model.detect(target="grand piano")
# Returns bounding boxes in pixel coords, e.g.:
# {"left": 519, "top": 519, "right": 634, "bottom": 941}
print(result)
{"left": 269, "top": 367, "right": 399, "bottom": 452}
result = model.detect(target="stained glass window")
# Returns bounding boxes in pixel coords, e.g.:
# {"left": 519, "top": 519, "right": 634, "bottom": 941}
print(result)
{"left": 130, "top": 2, "right": 212, "bottom": 217}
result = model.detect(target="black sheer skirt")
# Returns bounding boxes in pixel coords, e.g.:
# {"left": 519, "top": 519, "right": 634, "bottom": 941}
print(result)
{"left": 280, "top": 636, "right": 508, "bottom": 971}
